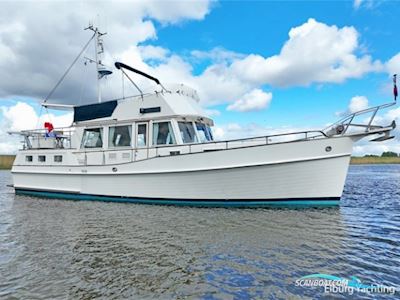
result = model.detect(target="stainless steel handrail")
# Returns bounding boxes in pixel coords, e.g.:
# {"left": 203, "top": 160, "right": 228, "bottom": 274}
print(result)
{"left": 11, "top": 127, "right": 76, "bottom": 150}
{"left": 68, "top": 130, "right": 326, "bottom": 157}
{"left": 323, "top": 101, "right": 396, "bottom": 135}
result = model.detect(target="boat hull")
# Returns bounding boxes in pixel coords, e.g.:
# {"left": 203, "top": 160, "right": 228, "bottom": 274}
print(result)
{"left": 12, "top": 136, "right": 353, "bottom": 207}
{"left": 14, "top": 188, "right": 340, "bottom": 207}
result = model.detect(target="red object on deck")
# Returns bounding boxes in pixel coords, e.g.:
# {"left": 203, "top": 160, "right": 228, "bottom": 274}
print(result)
{"left": 44, "top": 122, "right": 54, "bottom": 132}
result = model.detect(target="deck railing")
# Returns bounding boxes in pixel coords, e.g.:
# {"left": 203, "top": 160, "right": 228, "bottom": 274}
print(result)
{"left": 16, "top": 127, "right": 75, "bottom": 150}
{"left": 69, "top": 130, "right": 328, "bottom": 164}
{"left": 14, "top": 127, "right": 326, "bottom": 153}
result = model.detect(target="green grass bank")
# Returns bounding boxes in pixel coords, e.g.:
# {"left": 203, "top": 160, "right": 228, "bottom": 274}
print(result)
{"left": 0, "top": 155, "right": 15, "bottom": 169}
{"left": 350, "top": 156, "right": 400, "bottom": 164}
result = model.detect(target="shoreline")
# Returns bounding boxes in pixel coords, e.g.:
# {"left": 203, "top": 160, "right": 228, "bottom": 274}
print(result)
{"left": 1, "top": 155, "right": 399, "bottom": 170}
{"left": 0, "top": 155, "right": 15, "bottom": 170}
{"left": 350, "top": 157, "right": 400, "bottom": 164}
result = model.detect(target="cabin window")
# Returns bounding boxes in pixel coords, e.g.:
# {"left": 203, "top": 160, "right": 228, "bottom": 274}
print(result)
{"left": 178, "top": 121, "right": 198, "bottom": 144}
{"left": 54, "top": 155, "right": 63, "bottom": 163}
{"left": 152, "top": 122, "right": 176, "bottom": 145}
{"left": 195, "top": 122, "right": 213, "bottom": 142}
{"left": 137, "top": 124, "right": 147, "bottom": 147}
{"left": 109, "top": 125, "right": 132, "bottom": 147}
{"left": 38, "top": 155, "right": 46, "bottom": 162}
{"left": 81, "top": 128, "right": 103, "bottom": 148}
{"left": 207, "top": 126, "right": 213, "bottom": 141}
{"left": 26, "top": 155, "right": 33, "bottom": 162}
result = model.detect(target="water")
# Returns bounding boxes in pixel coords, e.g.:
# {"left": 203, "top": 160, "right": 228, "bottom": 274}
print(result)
{"left": 0, "top": 165, "right": 399, "bottom": 299}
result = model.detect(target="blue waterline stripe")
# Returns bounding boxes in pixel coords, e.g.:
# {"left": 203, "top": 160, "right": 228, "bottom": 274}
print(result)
{"left": 15, "top": 189, "right": 340, "bottom": 207}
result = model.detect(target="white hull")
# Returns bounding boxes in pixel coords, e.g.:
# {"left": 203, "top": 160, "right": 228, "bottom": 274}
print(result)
{"left": 12, "top": 136, "right": 354, "bottom": 205}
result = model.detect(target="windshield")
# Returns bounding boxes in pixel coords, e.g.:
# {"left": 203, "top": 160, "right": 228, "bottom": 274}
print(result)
{"left": 153, "top": 122, "right": 176, "bottom": 145}
{"left": 178, "top": 121, "right": 198, "bottom": 144}
{"left": 195, "top": 122, "right": 213, "bottom": 142}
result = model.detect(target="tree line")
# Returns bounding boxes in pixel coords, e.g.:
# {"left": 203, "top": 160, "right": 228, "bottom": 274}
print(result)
{"left": 364, "top": 152, "right": 399, "bottom": 158}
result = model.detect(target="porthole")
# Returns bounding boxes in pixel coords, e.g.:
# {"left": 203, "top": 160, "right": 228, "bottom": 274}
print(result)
{"left": 325, "top": 146, "right": 332, "bottom": 152}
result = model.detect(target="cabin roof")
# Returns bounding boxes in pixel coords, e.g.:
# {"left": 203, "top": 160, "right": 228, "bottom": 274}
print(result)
{"left": 71, "top": 84, "right": 213, "bottom": 126}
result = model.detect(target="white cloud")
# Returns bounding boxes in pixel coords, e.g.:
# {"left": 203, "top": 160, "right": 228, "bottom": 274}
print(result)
{"left": 348, "top": 95, "right": 369, "bottom": 113}
{"left": 227, "top": 89, "right": 272, "bottom": 112}
{"left": 191, "top": 47, "right": 245, "bottom": 63}
{"left": 212, "top": 122, "right": 310, "bottom": 140}
{"left": 0, "top": 0, "right": 213, "bottom": 103}
{"left": 193, "top": 64, "right": 252, "bottom": 106}
{"left": 1, "top": 8, "right": 394, "bottom": 112}
{"left": 138, "top": 45, "right": 170, "bottom": 61}
{"left": 144, "top": 0, "right": 212, "bottom": 24}
{"left": 204, "top": 108, "right": 221, "bottom": 117}
{"left": 1, "top": 102, "right": 38, "bottom": 132}
{"left": 345, "top": 104, "right": 400, "bottom": 155}
{"left": 2, "top": 10, "right": 390, "bottom": 111}
{"left": 211, "top": 126, "right": 225, "bottom": 140}
{"left": 385, "top": 106, "right": 400, "bottom": 120}
{"left": 0, "top": 102, "right": 73, "bottom": 153}
{"left": 353, "top": 0, "right": 381, "bottom": 10}
{"left": 352, "top": 143, "right": 399, "bottom": 156}
{"left": 230, "top": 18, "right": 382, "bottom": 87}
{"left": 213, "top": 99, "right": 400, "bottom": 154}
{"left": 385, "top": 52, "right": 400, "bottom": 76}
{"left": 354, "top": 0, "right": 363, "bottom": 9}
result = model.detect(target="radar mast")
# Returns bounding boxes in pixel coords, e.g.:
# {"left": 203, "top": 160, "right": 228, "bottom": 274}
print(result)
{"left": 85, "top": 23, "right": 112, "bottom": 103}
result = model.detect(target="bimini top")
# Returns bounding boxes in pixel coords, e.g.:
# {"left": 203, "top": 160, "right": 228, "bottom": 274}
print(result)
{"left": 73, "top": 100, "right": 118, "bottom": 122}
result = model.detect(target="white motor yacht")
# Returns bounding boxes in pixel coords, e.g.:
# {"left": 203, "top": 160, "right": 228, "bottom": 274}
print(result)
{"left": 10, "top": 26, "right": 397, "bottom": 207}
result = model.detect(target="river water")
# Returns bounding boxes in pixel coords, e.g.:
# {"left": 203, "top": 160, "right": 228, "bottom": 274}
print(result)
{"left": 0, "top": 165, "right": 399, "bottom": 299}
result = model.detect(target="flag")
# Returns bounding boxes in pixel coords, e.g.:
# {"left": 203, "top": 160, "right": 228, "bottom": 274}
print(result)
{"left": 44, "top": 122, "right": 54, "bottom": 132}
{"left": 44, "top": 122, "right": 54, "bottom": 137}
{"left": 394, "top": 74, "right": 398, "bottom": 101}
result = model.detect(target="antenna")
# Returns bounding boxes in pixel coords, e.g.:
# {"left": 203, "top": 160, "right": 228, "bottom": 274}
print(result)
{"left": 84, "top": 23, "right": 112, "bottom": 103}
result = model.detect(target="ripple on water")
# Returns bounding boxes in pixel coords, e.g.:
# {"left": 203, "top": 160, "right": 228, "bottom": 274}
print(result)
{"left": 0, "top": 165, "right": 399, "bottom": 299}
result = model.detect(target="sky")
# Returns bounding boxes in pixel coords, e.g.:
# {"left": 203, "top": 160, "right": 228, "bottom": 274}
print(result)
{"left": 0, "top": 0, "right": 399, "bottom": 155}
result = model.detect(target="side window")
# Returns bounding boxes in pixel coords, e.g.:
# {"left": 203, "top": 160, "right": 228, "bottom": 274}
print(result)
{"left": 109, "top": 125, "right": 132, "bottom": 147}
{"left": 178, "top": 121, "right": 198, "bottom": 144}
{"left": 153, "top": 122, "right": 176, "bottom": 145}
{"left": 81, "top": 128, "right": 103, "bottom": 148}
{"left": 26, "top": 155, "right": 33, "bottom": 162}
{"left": 137, "top": 124, "right": 147, "bottom": 147}
{"left": 38, "top": 155, "right": 46, "bottom": 162}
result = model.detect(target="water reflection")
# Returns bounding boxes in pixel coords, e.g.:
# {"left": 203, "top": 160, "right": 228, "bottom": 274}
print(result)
{"left": 1, "top": 166, "right": 399, "bottom": 299}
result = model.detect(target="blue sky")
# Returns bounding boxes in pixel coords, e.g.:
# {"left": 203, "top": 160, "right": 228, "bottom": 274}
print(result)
{"left": 149, "top": 0, "right": 398, "bottom": 127}
{"left": 0, "top": 0, "right": 399, "bottom": 154}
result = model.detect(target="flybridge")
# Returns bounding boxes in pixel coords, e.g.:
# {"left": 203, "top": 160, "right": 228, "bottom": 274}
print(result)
{"left": 71, "top": 59, "right": 166, "bottom": 123}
